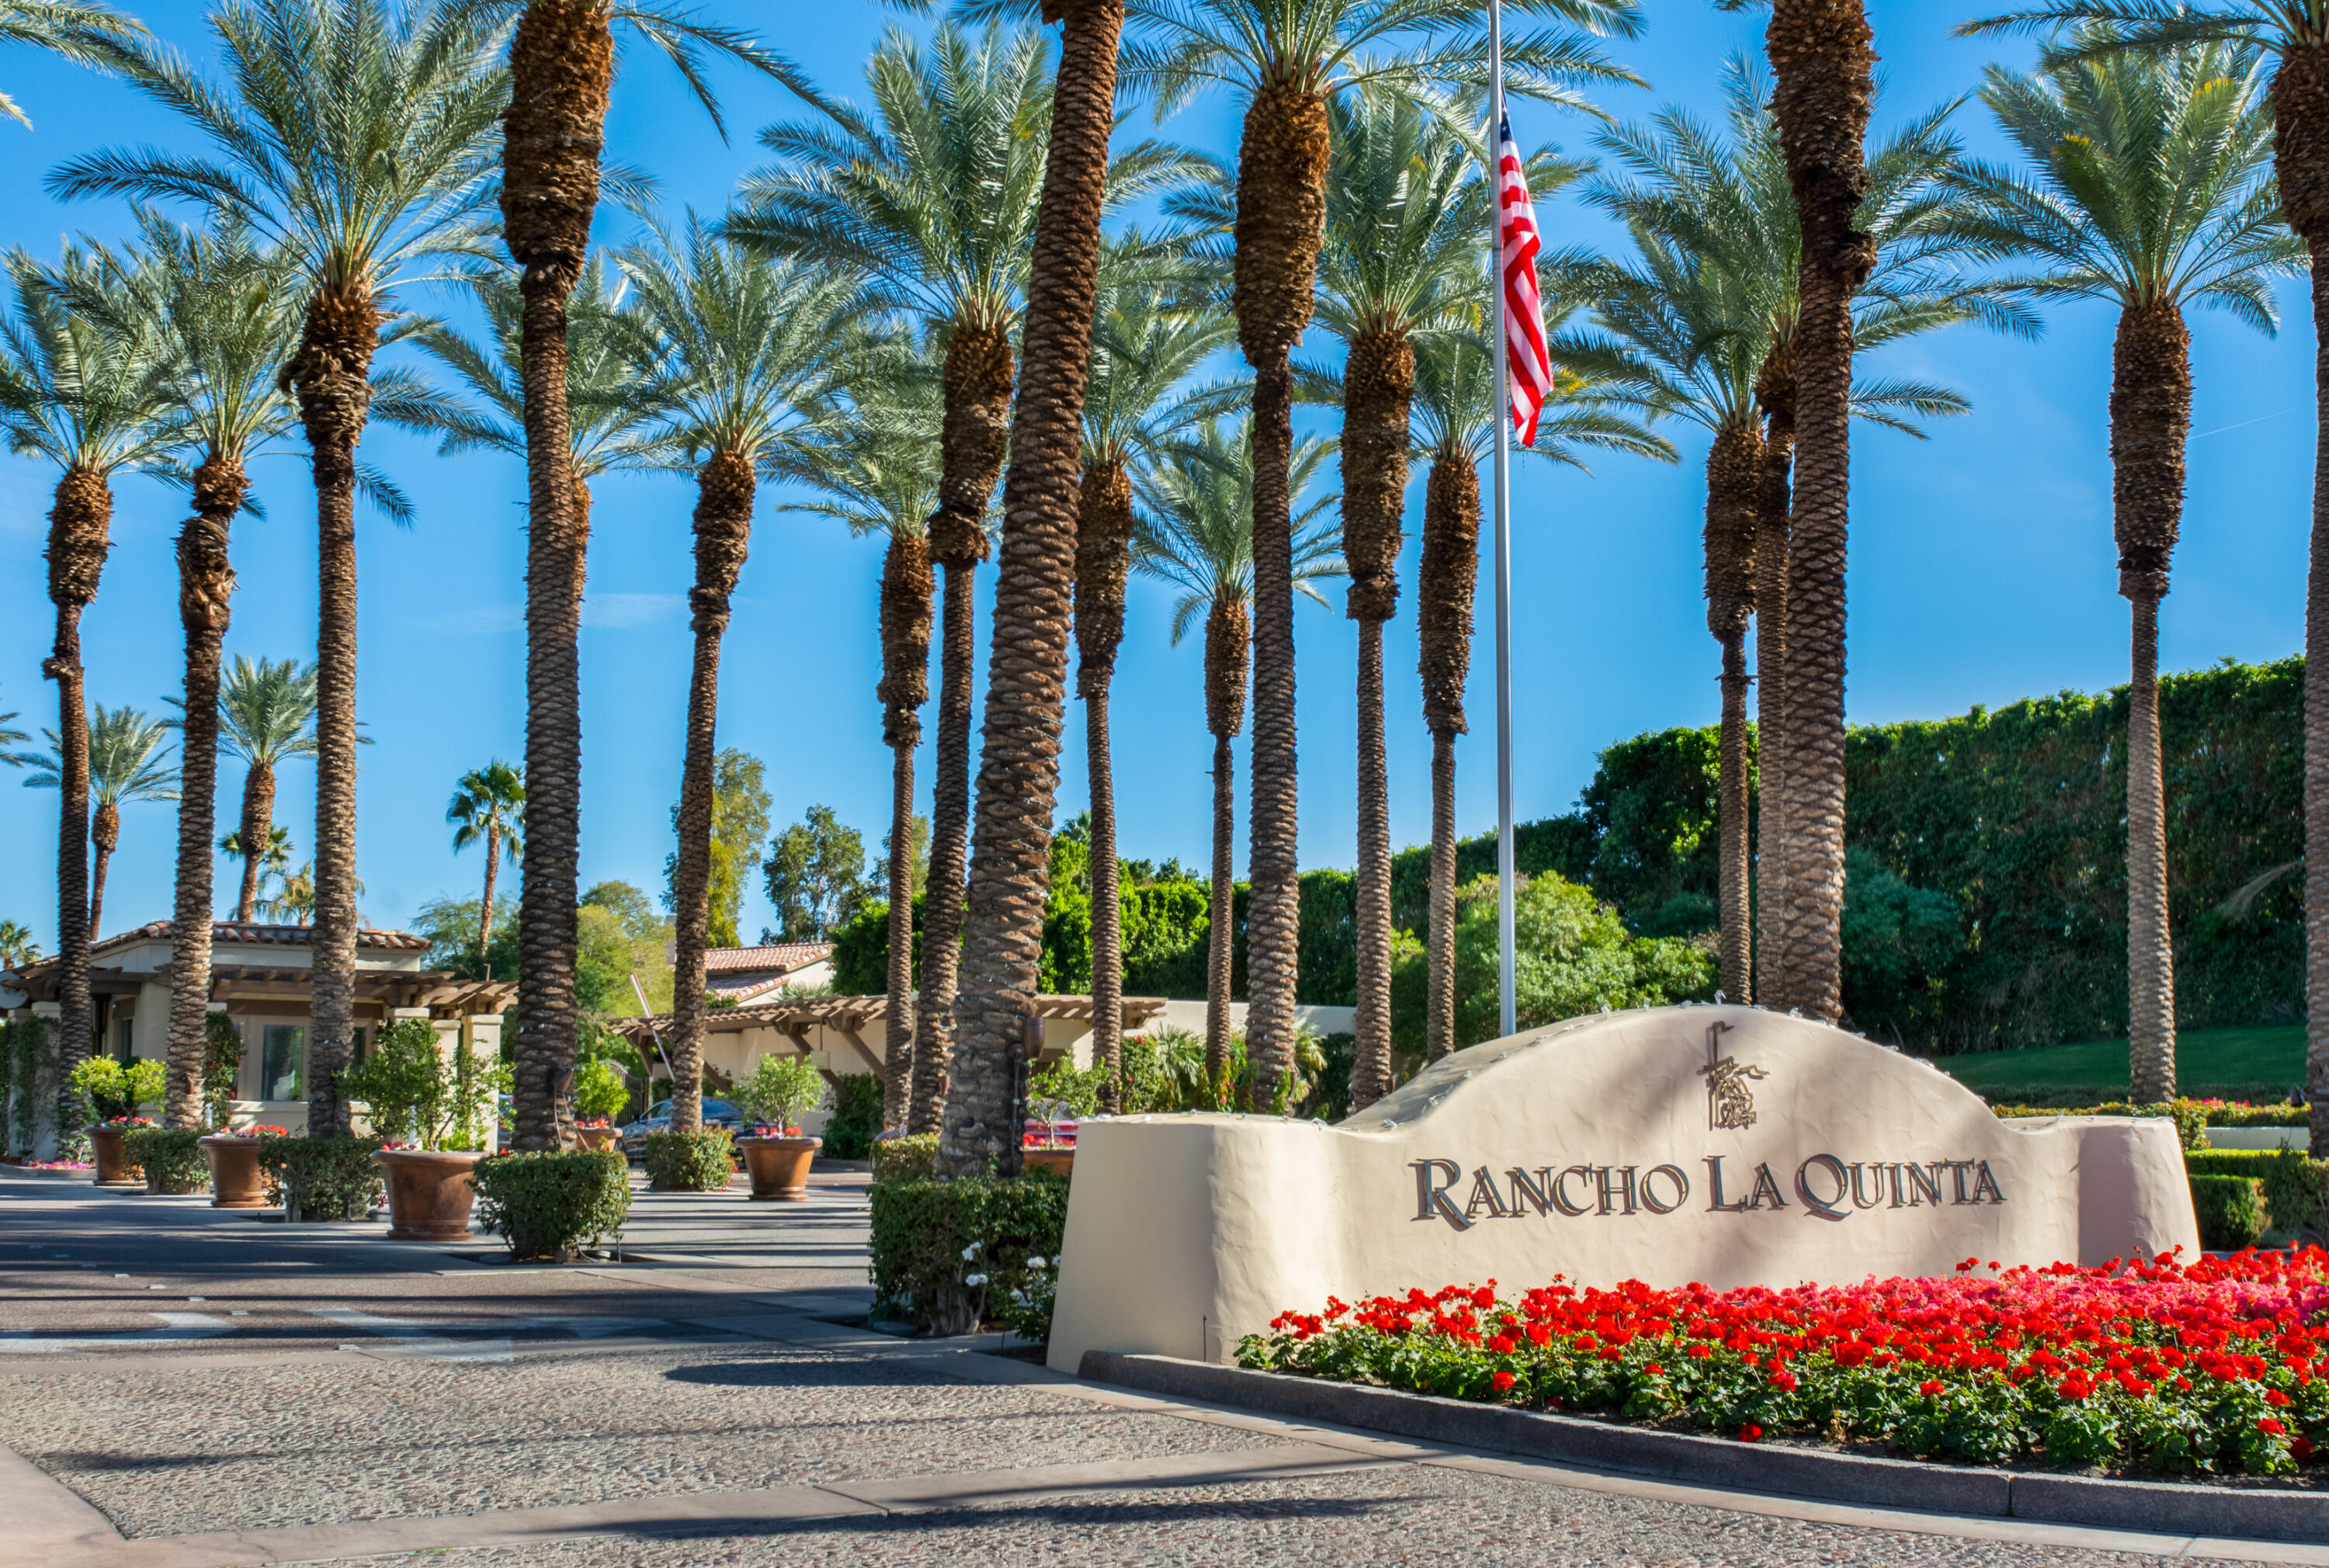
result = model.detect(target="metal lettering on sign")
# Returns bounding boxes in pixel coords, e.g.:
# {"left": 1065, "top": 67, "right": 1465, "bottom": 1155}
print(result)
{"left": 1699, "top": 1021, "right": 1767, "bottom": 1130}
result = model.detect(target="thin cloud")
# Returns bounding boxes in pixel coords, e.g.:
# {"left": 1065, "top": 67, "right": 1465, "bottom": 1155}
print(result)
{"left": 583, "top": 591, "right": 686, "bottom": 630}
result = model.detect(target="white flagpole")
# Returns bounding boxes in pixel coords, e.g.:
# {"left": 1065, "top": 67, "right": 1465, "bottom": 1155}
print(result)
{"left": 1487, "top": 0, "right": 1518, "bottom": 1039}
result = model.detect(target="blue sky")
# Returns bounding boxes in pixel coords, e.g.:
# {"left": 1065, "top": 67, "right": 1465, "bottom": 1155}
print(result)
{"left": 0, "top": 1, "right": 2312, "bottom": 953}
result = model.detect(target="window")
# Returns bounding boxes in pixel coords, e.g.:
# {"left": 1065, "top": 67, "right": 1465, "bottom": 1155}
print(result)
{"left": 261, "top": 1025, "right": 304, "bottom": 1101}
{"left": 113, "top": 1013, "right": 134, "bottom": 1066}
{"left": 349, "top": 1027, "right": 368, "bottom": 1068}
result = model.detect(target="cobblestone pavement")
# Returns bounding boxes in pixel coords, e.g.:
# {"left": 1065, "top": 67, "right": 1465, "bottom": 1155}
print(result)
{"left": 2, "top": 1169, "right": 2319, "bottom": 1567}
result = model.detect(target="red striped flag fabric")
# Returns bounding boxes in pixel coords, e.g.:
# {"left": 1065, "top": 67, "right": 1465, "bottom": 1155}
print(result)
{"left": 1497, "top": 113, "right": 1552, "bottom": 446}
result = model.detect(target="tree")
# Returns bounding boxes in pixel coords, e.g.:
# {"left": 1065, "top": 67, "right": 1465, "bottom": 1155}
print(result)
{"left": 1409, "top": 330, "right": 1669, "bottom": 1060}
{"left": 0, "top": 919, "right": 39, "bottom": 966}
{"left": 68, "top": 211, "right": 307, "bottom": 1131}
{"left": 0, "top": 1, "right": 141, "bottom": 129}
{"left": 54, "top": 0, "right": 510, "bottom": 1139}
{"left": 467, "top": 0, "right": 816, "bottom": 1157}
{"left": 619, "top": 224, "right": 861, "bottom": 1133}
{"left": 1123, "top": 0, "right": 1640, "bottom": 1097}
{"left": 1572, "top": 56, "right": 1984, "bottom": 1005}
{"left": 20, "top": 704, "right": 179, "bottom": 939}
{"left": 762, "top": 806, "right": 869, "bottom": 944}
{"left": 449, "top": 760, "right": 526, "bottom": 976}
{"left": 1939, "top": 36, "right": 2299, "bottom": 1101}
{"left": 220, "top": 824, "right": 292, "bottom": 911}
{"left": 1133, "top": 418, "right": 1342, "bottom": 1080}
{"left": 581, "top": 878, "right": 658, "bottom": 938}
{"left": 0, "top": 240, "right": 172, "bottom": 1141}
{"left": 213, "top": 657, "right": 318, "bottom": 923}
{"left": 0, "top": 681, "right": 27, "bottom": 761}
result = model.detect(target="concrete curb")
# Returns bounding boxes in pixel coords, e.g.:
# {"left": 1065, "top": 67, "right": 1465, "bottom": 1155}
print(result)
{"left": 1080, "top": 1351, "right": 2329, "bottom": 1546}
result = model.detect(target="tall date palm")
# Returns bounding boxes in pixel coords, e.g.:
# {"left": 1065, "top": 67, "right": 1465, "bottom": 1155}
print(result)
{"left": 449, "top": 760, "right": 526, "bottom": 975}
{"left": 215, "top": 657, "right": 318, "bottom": 924}
{"left": 20, "top": 704, "right": 180, "bottom": 941}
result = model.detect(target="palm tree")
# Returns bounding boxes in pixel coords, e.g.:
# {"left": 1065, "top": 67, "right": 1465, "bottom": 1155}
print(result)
{"left": 449, "top": 761, "right": 526, "bottom": 976}
{"left": 0, "top": 0, "right": 142, "bottom": 128}
{"left": 1133, "top": 418, "right": 1342, "bottom": 1081}
{"left": 1122, "top": 0, "right": 1640, "bottom": 1094}
{"left": 215, "top": 657, "right": 319, "bottom": 924}
{"left": 1075, "top": 253, "right": 1239, "bottom": 1111}
{"left": 466, "top": 0, "right": 814, "bottom": 1159}
{"left": 1409, "top": 329, "right": 1669, "bottom": 1060}
{"left": 221, "top": 824, "right": 293, "bottom": 911}
{"left": 0, "top": 241, "right": 172, "bottom": 1140}
{"left": 1, "top": 681, "right": 30, "bottom": 761}
{"left": 68, "top": 212, "right": 305, "bottom": 1131}
{"left": 1938, "top": 37, "right": 2299, "bottom": 1103}
{"left": 619, "top": 224, "right": 863, "bottom": 1133}
{"left": 771, "top": 348, "right": 943, "bottom": 1132}
{"left": 21, "top": 705, "right": 180, "bottom": 940}
{"left": 1574, "top": 58, "right": 1988, "bottom": 1004}
{"left": 53, "top": 0, "right": 509, "bottom": 1139}
{"left": 0, "top": 919, "right": 39, "bottom": 967}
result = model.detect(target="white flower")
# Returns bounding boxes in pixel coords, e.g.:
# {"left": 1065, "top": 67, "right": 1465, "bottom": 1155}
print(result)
{"left": 961, "top": 1242, "right": 981, "bottom": 1261}
{"left": 1026, "top": 1256, "right": 1048, "bottom": 1270}
{"left": 964, "top": 1273, "right": 987, "bottom": 1287}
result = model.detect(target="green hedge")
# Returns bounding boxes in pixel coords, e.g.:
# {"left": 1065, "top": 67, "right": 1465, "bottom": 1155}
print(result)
{"left": 474, "top": 1150, "right": 631, "bottom": 1261}
{"left": 121, "top": 1128, "right": 207, "bottom": 1194}
{"left": 1994, "top": 1101, "right": 2209, "bottom": 1150}
{"left": 822, "top": 1073, "right": 883, "bottom": 1157}
{"left": 256, "top": 1135, "right": 384, "bottom": 1220}
{"left": 870, "top": 1133, "right": 938, "bottom": 1185}
{"left": 2190, "top": 1174, "right": 2270, "bottom": 1251}
{"left": 644, "top": 1128, "right": 733, "bottom": 1192}
{"left": 2185, "top": 1148, "right": 2326, "bottom": 1238}
{"left": 869, "top": 1174, "right": 1068, "bottom": 1336}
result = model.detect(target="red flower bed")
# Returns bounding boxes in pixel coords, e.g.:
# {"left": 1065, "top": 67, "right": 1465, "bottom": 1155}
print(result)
{"left": 1240, "top": 1250, "right": 2329, "bottom": 1478}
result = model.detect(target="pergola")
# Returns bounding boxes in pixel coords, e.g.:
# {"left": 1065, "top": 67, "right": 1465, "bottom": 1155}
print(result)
{"left": 609, "top": 992, "right": 1171, "bottom": 1078}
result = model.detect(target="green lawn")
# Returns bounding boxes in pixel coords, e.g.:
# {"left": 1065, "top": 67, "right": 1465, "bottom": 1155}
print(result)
{"left": 1930, "top": 1023, "right": 2306, "bottom": 1101}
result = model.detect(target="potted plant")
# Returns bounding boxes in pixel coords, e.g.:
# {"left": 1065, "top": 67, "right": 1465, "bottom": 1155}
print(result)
{"left": 196, "top": 1123, "right": 286, "bottom": 1209}
{"left": 341, "top": 1018, "right": 507, "bottom": 1240}
{"left": 72, "top": 1058, "right": 164, "bottom": 1186}
{"left": 734, "top": 1053, "right": 828, "bottom": 1201}
{"left": 1022, "top": 1093, "right": 1080, "bottom": 1179}
{"left": 571, "top": 1056, "right": 628, "bottom": 1151}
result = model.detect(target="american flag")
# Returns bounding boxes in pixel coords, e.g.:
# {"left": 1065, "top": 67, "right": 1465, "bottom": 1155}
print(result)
{"left": 1496, "top": 113, "right": 1553, "bottom": 446}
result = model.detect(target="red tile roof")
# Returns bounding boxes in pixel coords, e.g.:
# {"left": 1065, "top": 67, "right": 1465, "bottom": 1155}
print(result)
{"left": 702, "top": 942, "right": 833, "bottom": 974}
{"left": 91, "top": 921, "right": 430, "bottom": 956}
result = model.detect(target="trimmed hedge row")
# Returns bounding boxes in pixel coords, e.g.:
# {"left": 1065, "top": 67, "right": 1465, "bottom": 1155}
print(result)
{"left": 870, "top": 1133, "right": 937, "bottom": 1185}
{"left": 644, "top": 1128, "right": 733, "bottom": 1192}
{"left": 2191, "top": 1175, "right": 2270, "bottom": 1251}
{"left": 2185, "top": 1148, "right": 2327, "bottom": 1239}
{"left": 120, "top": 1128, "right": 206, "bottom": 1193}
{"left": 474, "top": 1150, "right": 630, "bottom": 1261}
{"left": 868, "top": 1174, "right": 1068, "bottom": 1337}
{"left": 256, "top": 1135, "right": 383, "bottom": 1219}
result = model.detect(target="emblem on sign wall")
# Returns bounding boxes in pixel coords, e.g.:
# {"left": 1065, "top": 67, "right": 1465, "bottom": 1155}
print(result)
{"left": 1699, "top": 1020, "right": 1766, "bottom": 1130}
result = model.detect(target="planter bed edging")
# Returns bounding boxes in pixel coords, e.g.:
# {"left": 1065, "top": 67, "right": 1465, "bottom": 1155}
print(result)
{"left": 1078, "top": 1351, "right": 2329, "bottom": 1545}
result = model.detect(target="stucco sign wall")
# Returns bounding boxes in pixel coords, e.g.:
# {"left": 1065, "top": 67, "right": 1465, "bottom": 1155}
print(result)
{"left": 1046, "top": 1005, "right": 2199, "bottom": 1374}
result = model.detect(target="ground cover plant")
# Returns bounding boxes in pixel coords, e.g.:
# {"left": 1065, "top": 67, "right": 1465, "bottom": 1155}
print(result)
{"left": 1938, "top": 1024, "right": 2304, "bottom": 1105}
{"left": 1241, "top": 1251, "right": 2329, "bottom": 1478}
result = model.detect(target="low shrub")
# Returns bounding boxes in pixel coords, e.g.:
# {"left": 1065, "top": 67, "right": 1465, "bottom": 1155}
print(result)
{"left": 644, "top": 1127, "right": 734, "bottom": 1191}
{"left": 2186, "top": 1149, "right": 2325, "bottom": 1239}
{"left": 1980, "top": 1084, "right": 2301, "bottom": 1112}
{"left": 869, "top": 1173, "right": 1068, "bottom": 1336}
{"left": 870, "top": 1133, "right": 938, "bottom": 1185}
{"left": 998, "top": 1252, "right": 1059, "bottom": 1344}
{"left": 2190, "top": 1174, "right": 2270, "bottom": 1251}
{"left": 120, "top": 1127, "right": 207, "bottom": 1194}
{"left": 571, "top": 1058, "right": 630, "bottom": 1124}
{"left": 256, "top": 1135, "right": 384, "bottom": 1220}
{"left": 822, "top": 1073, "right": 883, "bottom": 1158}
{"left": 473, "top": 1150, "right": 631, "bottom": 1261}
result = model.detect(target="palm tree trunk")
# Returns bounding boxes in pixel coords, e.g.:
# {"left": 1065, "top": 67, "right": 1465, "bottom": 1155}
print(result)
{"left": 44, "top": 464, "right": 110, "bottom": 1149}
{"left": 89, "top": 803, "right": 116, "bottom": 940}
{"left": 1075, "top": 459, "right": 1133, "bottom": 1109}
{"left": 911, "top": 557, "right": 978, "bottom": 1136}
{"left": 1752, "top": 352, "right": 1794, "bottom": 1004}
{"left": 1235, "top": 82, "right": 1331, "bottom": 1101}
{"left": 502, "top": 0, "right": 613, "bottom": 1154}
{"left": 669, "top": 451, "right": 756, "bottom": 1134}
{"left": 1765, "top": 0, "right": 1874, "bottom": 1022}
{"left": 878, "top": 526, "right": 932, "bottom": 1131}
{"left": 287, "top": 286, "right": 380, "bottom": 1140}
{"left": 2111, "top": 297, "right": 2192, "bottom": 1103}
{"left": 235, "top": 762, "right": 272, "bottom": 924}
{"left": 1203, "top": 596, "right": 1248, "bottom": 1085}
{"left": 165, "top": 459, "right": 242, "bottom": 1130}
{"left": 479, "top": 826, "right": 501, "bottom": 970}
{"left": 937, "top": 0, "right": 1125, "bottom": 1181}
{"left": 1342, "top": 328, "right": 1411, "bottom": 1109}
{"left": 1417, "top": 453, "right": 1479, "bottom": 1061}
{"left": 1706, "top": 423, "right": 1762, "bottom": 1004}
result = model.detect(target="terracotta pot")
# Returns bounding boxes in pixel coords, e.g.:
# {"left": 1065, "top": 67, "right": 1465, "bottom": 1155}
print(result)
{"left": 199, "top": 1136, "right": 271, "bottom": 1209}
{"left": 89, "top": 1126, "right": 143, "bottom": 1188}
{"left": 1022, "top": 1149, "right": 1075, "bottom": 1178}
{"left": 370, "top": 1149, "right": 484, "bottom": 1240}
{"left": 575, "top": 1127, "right": 618, "bottom": 1152}
{"left": 738, "top": 1136, "right": 821, "bottom": 1201}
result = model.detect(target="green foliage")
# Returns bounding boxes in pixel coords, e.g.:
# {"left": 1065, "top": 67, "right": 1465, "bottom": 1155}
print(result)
{"left": 868, "top": 1174, "right": 1069, "bottom": 1335}
{"left": 1027, "top": 1056, "right": 1102, "bottom": 1118}
{"left": 120, "top": 1127, "right": 206, "bottom": 1193}
{"left": 203, "top": 1013, "right": 242, "bottom": 1129}
{"left": 761, "top": 803, "right": 869, "bottom": 943}
{"left": 255, "top": 1134, "right": 383, "bottom": 1220}
{"left": 7, "top": 1017, "right": 47, "bottom": 1153}
{"left": 2184, "top": 1149, "right": 2326, "bottom": 1238}
{"left": 644, "top": 1127, "right": 734, "bottom": 1191}
{"left": 1939, "top": 1022, "right": 2308, "bottom": 1104}
{"left": 831, "top": 891, "right": 920, "bottom": 997}
{"left": 870, "top": 1132, "right": 939, "bottom": 1185}
{"left": 581, "top": 880, "right": 661, "bottom": 939}
{"left": 571, "top": 1057, "right": 630, "bottom": 1122}
{"left": 473, "top": 1150, "right": 631, "bottom": 1261}
{"left": 71, "top": 1056, "right": 163, "bottom": 1120}
{"left": 337, "top": 1018, "right": 505, "bottom": 1150}
{"left": 734, "top": 1053, "right": 828, "bottom": 1129}
{"left": 414, "top": 895, "right": 519, "bottom": 983}
{"left": 2188, "top": 1174, "right": 2268, "bottom": 1251}
{"left": 1993, "top": 1101, "right": 2210, "bottom": 1150}
{"left": 822, "top": 1073, "right": 883, "bottom": 1157}
{"left": 1000, "top": 1251, "right": 1058, "bottom": 1344}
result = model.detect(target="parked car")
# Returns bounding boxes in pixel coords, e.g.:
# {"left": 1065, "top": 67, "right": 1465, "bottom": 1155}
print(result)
{"left": 619, "top": 1097, "right": 748, "bottom": 1161}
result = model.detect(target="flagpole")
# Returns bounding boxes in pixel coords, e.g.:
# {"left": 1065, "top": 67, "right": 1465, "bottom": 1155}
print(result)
{"left": 1487, "top": 0, "right": 1518, "bottom": 1039}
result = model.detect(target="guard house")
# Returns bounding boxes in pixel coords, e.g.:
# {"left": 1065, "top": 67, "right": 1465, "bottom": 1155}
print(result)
{"left": 0, "top": 920, "right": 513, "bottom": 1133}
